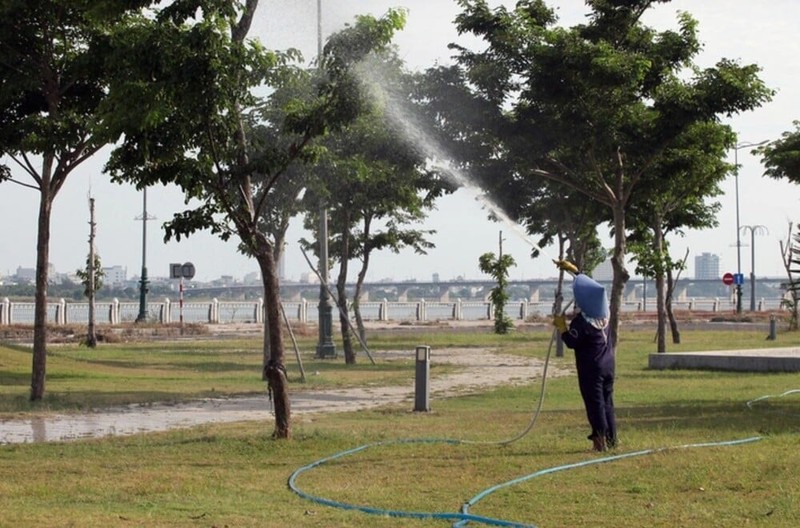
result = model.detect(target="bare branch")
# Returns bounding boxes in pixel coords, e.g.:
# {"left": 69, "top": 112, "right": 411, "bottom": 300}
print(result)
{"left": 8, "top": 153, "right": 41, "bottom": 183}
{"left": 232, "top": 0, "right": 259, "bottom": 43}
{"left": 2, "top": 176, "right": 40, "bottom": 191}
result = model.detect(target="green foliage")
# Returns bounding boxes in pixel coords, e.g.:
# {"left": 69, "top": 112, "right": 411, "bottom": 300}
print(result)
{"left": 75, "top": 254, "right": 104, "bottom": 298}
{"left": 478, "top": 251, "right": 516, "bottom": 334}
{"left": 0, "top": 0, "right": 160, "bottom": 400}
{"left": 424, "top": 0, "right": 773, "bottom": 345}
{"left": 758, "top": 120, "right": 800, "bottom": 184}
{"left": 103, "top": 7, "right": 408, "bottom": 247}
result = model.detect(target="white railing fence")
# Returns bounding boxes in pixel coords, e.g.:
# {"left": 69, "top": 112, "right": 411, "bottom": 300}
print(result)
{"left": 0, "top": 296, "right": 787, "bottom": 326}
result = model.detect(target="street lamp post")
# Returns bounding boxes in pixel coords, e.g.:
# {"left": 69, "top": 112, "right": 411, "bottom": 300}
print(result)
{"left": 315, "top": 0, "right": 336, "bottom": 358}
{"left": 135, "top": 188, "right": 155, "bottom": 323}
{"left": 741, "top": 225, "right": 768, "bottom": 312}
{"left": 732, "top": 140, "right": 768, "bottom": 314}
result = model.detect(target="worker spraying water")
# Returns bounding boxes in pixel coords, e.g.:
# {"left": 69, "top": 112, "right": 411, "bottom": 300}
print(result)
{"left": 553, "top": 259, "right": 618, "bottom": 452}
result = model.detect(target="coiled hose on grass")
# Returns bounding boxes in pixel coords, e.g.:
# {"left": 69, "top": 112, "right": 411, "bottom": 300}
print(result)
{"left": 288, "top": 435, "right": 765, "bottom": 528}
{"left": 288, "top": 333, "right": 795, "bottom": 526}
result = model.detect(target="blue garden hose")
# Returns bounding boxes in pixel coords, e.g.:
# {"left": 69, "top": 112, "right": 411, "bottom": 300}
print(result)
{"left": 288, "top": 387, "right": 800, "bottom": 526}
{"left": 288, "top": 435, "right": 765, "bottom": 527}
{"left": 288, "top": 315, "right": 797, "bottom": 526}
{"left": 288, "top": 341, "right": 797, "bottom": 526}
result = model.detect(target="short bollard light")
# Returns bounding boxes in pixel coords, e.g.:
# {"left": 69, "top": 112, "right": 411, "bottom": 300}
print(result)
{"left": 414, "top": 345, "right": 431, "bottom": 412}
{"left": 768, "top": 315, "right": 777, "bottom": 341}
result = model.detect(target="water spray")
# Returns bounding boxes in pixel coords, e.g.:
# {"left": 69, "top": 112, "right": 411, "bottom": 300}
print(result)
{"left": 353, "top": 59, "right": 542, "bottom": 257}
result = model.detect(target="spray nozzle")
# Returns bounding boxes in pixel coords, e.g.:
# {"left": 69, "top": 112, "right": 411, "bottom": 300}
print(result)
{"left": 553, "top": 259, "right": 579, "bottom": 276}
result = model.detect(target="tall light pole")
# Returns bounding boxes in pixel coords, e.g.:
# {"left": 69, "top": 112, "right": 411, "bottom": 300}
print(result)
{"left": 135, "top": 188, "right": 155, "bottom": 323}
{"left": 315, "top": 0, "right": 336, "bottom": 358}
{"left": 741, "top": 224, "right": 768, "bottom": 312}
{"left": 733, "top": 139, "right": 768, "bottom": 314}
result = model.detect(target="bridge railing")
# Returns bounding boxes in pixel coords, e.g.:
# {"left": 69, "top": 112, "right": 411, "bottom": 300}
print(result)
{"left": 0, "top": 296, "right": 788, "bottom": 327}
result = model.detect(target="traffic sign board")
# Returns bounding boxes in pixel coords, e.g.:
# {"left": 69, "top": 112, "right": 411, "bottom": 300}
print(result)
{"left": 181, "top": 262, "right": 196, "bottom": 280}
{"left": 722, "top": 272, "right": 734, "bottom": 285}
{"left": 734, "top": 272, "right": 744, "bottom": 286}
{"left": 170, "top": 262, "right": 196, "bottom": 280}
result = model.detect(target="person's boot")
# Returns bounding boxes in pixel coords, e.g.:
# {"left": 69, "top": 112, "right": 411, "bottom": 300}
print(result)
{"left": 592, "top": 434, "right": 606, "bottom": 452}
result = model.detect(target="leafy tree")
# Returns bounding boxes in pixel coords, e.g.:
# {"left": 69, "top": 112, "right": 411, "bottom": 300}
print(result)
{"left": 0, "top": 0, "right": 150, "bottom": 400}
{"left": 479, "top": 251, "right": 516, "bottom": 334}
{"left": 76, "top": 251, "right": 103, "bottom": 348}
{"left": 251, "top": 63, "right": 326, "bottom": 265}
{"left": 424, "top": 0, "right": 772, "bottom": 346}
{"left": 248, "top": 69, "right": 321, "bottom": 374}
{"left": 627, "top": 121, "right": 732, "bottom": 352}
{"left": 102, "top": 3, "right": 406, "bottom": 438}
{"left": 76, "top": 254, "right": 104, "bottom": 298}
{"left": 757, "top": 122, "right": 800, "bottom": 330}
{"left": 779, "top": 222, "right": 800, "bottom": 330}
{"left": 757, "top": 121, "right": 800, "bottom": 184}
{"left": 301, "top": 58, "right": 447, "bottom": 363}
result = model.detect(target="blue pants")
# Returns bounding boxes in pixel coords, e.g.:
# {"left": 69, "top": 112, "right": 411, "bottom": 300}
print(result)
{"left": 577, "top": 366, "right": 616, "bottom": 442}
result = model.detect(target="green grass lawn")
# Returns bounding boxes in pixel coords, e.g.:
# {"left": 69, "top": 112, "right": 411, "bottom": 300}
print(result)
{"left": 1, "top": 325, "right": 799, "bottom": 527}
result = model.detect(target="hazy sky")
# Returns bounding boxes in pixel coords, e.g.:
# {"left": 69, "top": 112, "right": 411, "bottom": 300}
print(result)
{"left": 2, "top": 0, "right": 798, "bottom": 283}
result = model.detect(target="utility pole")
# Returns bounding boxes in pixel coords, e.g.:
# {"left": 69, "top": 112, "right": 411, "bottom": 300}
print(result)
{"left": 87, "top": 197, "right": 97, "bottom": 348}
{"left": 732, "top": 139, "right": 768, "bottom": 314}
{"left": 315, "top": 0, "right": 336, "bottom": 358}
{"left": 499, "top": 230, "right": 503, "bottom": 258}
{"left": 741, "top": 224, "right": 768, "bottom": 311}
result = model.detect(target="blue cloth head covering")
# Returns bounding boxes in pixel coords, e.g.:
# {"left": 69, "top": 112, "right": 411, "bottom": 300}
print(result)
{"left": 573, "top": 274, "right": 609, "bottom": 319}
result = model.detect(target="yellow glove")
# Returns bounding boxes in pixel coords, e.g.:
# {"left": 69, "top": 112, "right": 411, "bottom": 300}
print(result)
{"left": 553, "top": 259, "right": 579, "bottom": 275}
{"left": 553, "top": 314, "right": 567, "bottom": 333}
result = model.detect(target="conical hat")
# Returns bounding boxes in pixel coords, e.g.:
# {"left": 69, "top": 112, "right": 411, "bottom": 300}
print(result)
{"left": 573, "top": 274, "right": 609, "bottom": 319}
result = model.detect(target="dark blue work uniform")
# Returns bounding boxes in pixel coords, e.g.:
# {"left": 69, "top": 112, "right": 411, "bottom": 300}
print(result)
{"left": 561, "top": 313, "right": 617, "bottom": 448}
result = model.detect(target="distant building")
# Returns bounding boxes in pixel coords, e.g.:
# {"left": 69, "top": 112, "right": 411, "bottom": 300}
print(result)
{"left": 102, "top": 265, "right": 127, "bottom": 286}
{"left": 15, "top": 266, "right": 37, "bottom": 283}
{"left": 299, "top": 272, "right": 319, "bottom": 284}
{"left": 211, "top": 275, "right": 236, "bottom": 287}
{"left": 694, "top": 252, "right": 720, "bottom": 280}
{"left": 243, "top": 271, "right": 261, "bottom": 285}
{"left": 432, "top": 273, "right": 440, "bottom": 283}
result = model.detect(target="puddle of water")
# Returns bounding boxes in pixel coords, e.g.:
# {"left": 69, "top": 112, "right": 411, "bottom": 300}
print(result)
{"left": 0, "top": 348, "right": 552, "bottom": 445}
{"left": 0, "top": 397, "right": 274, "bottom": 444}
{"left": 0, "top": 391, "right": 412, "bottom": 445}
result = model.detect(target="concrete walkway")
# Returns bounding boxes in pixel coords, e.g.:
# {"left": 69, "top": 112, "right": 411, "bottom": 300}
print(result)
{"left": 649, "top": 347, "right": 800, "bottom": 372}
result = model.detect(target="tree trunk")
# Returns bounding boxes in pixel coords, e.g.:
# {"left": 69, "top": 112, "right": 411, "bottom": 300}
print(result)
{"left": 609, "top": 201, "right": 629, "bottom": 348}
{"left": 336, "top": 271, "right": 354, "bottom": 364}
{"left": 655, "top": 272, "right": 667, "bottom": 353}
{"left": 353, "top": 298, "right": 366, "bottom": 345}
{"left": 653, "top": 216, "right": 667, "bottom": 353}
{"left": 261, "top": 227, "right": 288, "bottom": 380}
{"left": 354, "top": 265, "right": 368, "bottom": 346}
{"left": 30, "top": 157, "right": 55, "bottom": 401}
{"left": 255, "top": 233, "right": 290, "bottom": 439}
{"left": 87, "top": 197, "right": 97, "bottom": 348}
{"left": 353, "top": 219, "right": 373, "bottom": 346}
{"left": 666, "top": 266, "right": 681, "bottom": 344}
{"left": 336, "top": 217, "right": 355, "bottom": 365}
{"left": 262, "top": 316, "right": 271, "bottom": 381}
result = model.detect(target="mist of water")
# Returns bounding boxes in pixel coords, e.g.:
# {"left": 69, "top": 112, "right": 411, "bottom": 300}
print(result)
{"left": 353, "top": 59, "right": 538, "bottom": 252}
